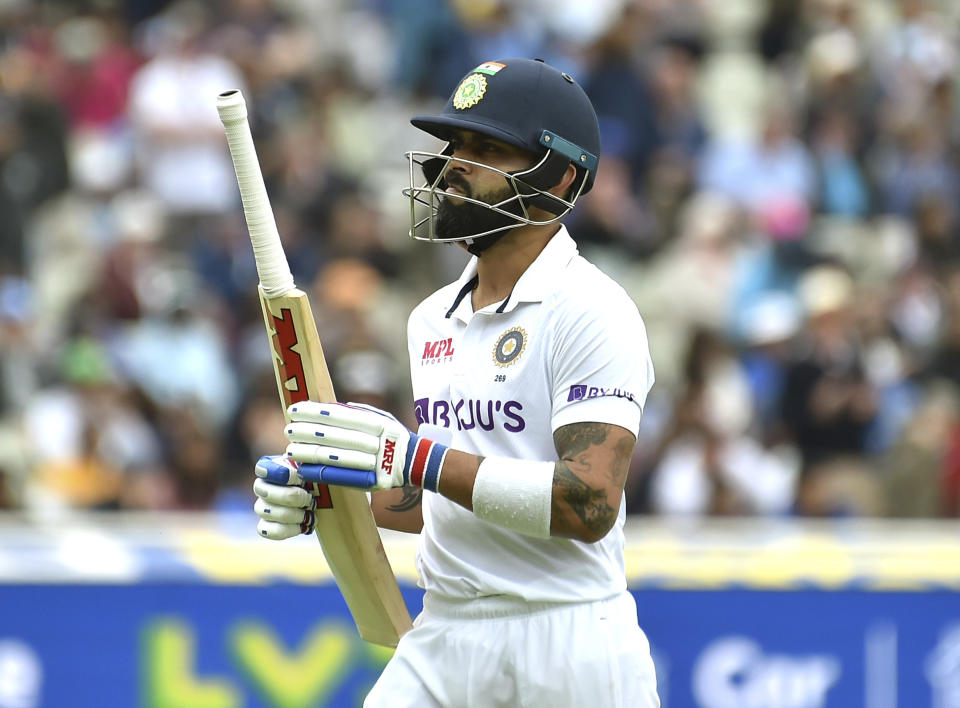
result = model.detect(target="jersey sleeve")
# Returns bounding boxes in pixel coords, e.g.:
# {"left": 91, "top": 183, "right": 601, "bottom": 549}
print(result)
{"left": 549, "top": 289, "right": 655, "bottom": 436}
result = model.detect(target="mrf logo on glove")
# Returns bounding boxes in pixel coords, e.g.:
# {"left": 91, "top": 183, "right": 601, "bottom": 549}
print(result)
{"left": 381, "top": 438, "right": 397, "bottom": 475}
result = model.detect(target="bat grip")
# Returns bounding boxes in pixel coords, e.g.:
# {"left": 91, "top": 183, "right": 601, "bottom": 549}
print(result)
{"left": 217, "top": 89, "right": 295, "bottom": 297}
{"left": 300, "top": 464, "right": 378, "bottom": 489}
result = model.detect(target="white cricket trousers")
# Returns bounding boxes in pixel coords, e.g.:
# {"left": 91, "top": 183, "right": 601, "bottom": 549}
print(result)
{"left": 364, "top": 591, "right": 660, "bottom": 708}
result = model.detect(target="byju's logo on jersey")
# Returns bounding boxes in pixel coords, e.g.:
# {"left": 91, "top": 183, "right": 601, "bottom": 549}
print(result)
{"left": 422, "top": 338, "right": 455, "bottom": 365}
{"left": 415, "top": 397, "right": 526, "bottom": 433}
{"left": 493, "top": 327, "right": 526, "bottom": 368}
{"left": 567, "top": 384, "right": 636, "bottom": 402}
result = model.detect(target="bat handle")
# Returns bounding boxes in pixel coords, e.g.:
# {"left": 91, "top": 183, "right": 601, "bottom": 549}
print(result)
{"left": 217, "top": 89, "right": 295, "bottom": 297}
{"left": 299, "top": 464, "right": 378, "bottom": 489}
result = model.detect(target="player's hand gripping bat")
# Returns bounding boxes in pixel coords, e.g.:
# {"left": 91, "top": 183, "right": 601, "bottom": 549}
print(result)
{"left": 216, "top": 89, "right": 411, "bottom": 647}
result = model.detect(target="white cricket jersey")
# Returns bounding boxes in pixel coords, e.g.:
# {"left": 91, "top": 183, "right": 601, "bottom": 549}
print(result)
{"left": 407, "top": 226, "right": 655, "bottom": 603}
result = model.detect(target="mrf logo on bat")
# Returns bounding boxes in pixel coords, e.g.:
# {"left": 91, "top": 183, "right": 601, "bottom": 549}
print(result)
{"left": 270, "top": 308, "right": 308, "bottom": 403}
{"left": 269, "top": 307, "right": 332, "bottom": 508}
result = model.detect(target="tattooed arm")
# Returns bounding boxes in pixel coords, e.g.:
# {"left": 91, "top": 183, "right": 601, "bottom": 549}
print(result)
{"left": 371, "top": 487, "right": 424, "bottom": 533}
{"left": 432, "top": 425, "right": 635, "bottom": 543}
{"left": 550, "top": 422, "right": 636, "bottom": 542}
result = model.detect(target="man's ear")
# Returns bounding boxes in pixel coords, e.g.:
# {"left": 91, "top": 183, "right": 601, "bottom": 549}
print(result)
{"left": 549, "top": 163, "right": 579, "bottom": 198}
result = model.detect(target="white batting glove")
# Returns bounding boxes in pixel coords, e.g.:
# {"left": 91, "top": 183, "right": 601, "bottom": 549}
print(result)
{"left": 253, "top": 455, "right": 317, "bottom": 540}
{"left": 283, "top": 401, "right": 449, "bottom": 492}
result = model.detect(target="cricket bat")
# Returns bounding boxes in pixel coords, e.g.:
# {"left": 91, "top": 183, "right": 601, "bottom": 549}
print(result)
{"left": 216, "top": 89, "right": 412, "bottom": 647}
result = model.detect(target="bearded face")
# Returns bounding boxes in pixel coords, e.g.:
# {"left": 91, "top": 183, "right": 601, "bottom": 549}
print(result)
{"left": 434, "top": 171, "right": 525, "bottom": 243}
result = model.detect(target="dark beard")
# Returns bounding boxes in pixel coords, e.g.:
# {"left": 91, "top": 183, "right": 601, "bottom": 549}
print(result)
{"left": 434, "top": 184, "right": 523, "bottom": 244}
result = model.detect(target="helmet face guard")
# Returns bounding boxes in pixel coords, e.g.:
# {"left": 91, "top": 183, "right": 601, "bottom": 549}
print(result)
{"left": 403, "top": 134, "right": 593, "bottom": 246}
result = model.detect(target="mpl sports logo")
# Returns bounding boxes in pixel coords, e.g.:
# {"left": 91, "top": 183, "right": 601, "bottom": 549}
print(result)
{"left": 567, "top": 384, "right": 636, "bottom": 403}
{"left": 422, "top": 337, "right": 455, "bottom": 365}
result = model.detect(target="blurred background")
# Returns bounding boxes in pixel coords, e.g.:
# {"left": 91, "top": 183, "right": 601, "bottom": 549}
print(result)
{"left": 0, "top": 0, "right": 959, "bottom": 706}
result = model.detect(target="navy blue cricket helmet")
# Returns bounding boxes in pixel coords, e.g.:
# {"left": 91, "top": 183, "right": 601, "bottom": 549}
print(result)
{"left": 404, "top": 58, "right": 601, "bottom": 251}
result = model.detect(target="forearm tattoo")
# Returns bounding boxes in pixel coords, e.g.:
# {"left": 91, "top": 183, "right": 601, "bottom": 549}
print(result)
{"left": 552, "top": 423, "right": 617, "bottom": 536}
{"left": 386, "top": 486, "right": 423, "bottom": 513}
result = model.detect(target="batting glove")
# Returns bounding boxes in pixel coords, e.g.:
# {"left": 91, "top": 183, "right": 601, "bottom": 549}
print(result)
{"left": 252, "top": 455, "right": 318, "bottom": 540}
{"left": 281, "top": 401, "right": 449, "bottom": 492}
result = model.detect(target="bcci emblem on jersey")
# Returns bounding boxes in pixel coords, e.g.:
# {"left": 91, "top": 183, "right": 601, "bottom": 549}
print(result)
{"left": 493, "top": 327, "right": 526, "bottom": 367}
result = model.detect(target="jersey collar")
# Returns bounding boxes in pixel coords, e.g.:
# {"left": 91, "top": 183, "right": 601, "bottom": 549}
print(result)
{"left": 445, "top": 225, "right": 578, "bottom": 322}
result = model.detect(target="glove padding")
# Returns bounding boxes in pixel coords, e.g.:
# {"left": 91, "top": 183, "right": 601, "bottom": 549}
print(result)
{"left": 253, "top": 455, "right": 317, "bottom": 540}
{"left": 283, "top": 401, "right": 415, "bottom": 491}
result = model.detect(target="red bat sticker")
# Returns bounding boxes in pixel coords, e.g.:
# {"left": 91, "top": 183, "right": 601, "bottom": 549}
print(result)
{"left": 271, "top": 308, "right": 308, "bottom": 404}
{"left": 271, "top": 307, "right": 333, "bottom": 509}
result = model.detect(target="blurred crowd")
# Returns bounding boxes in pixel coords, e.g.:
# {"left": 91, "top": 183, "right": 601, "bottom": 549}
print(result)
{"left": 0, "top": 0, "right": 959, "bottom": 519}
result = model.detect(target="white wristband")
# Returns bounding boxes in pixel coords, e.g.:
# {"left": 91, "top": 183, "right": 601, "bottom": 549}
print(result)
{"left": 471, "top": 457, "right": 554, "bottom": 539}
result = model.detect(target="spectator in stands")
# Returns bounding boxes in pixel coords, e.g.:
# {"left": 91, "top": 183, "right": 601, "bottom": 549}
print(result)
{"left": 698, "top": 99, "right": 816, "bottom": 214}
{"left": 645, "top": 32, "right": 708, "bottom": 233}
{"left": 51, "top": 10, "right": 142, "bottom": 131}
{"left": 780, "top": 265, "right": 882, "bottom": 515}
{"left": 582, "top": 3, "right": 660, "bottom": 193}
{"left": 884, "top": 383, "right": 959, "bottom": 517}
{"left": 127, "top": 1, "right": 246, "bottom": 224}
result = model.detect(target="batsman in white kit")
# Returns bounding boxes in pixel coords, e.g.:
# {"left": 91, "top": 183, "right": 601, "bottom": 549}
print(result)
{"left": 252, "top": 57, "right": 660, "bottom": 707}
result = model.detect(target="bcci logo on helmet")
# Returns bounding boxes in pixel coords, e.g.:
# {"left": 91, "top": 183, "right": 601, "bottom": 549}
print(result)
{"left": 453, "top": 74, "right": 487, "bottom": 110}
